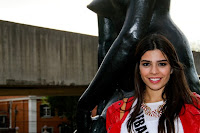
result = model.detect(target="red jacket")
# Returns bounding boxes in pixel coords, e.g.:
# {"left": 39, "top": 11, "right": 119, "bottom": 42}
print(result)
{"left": 106, "top": 93, "right": 200, "bottom": 133}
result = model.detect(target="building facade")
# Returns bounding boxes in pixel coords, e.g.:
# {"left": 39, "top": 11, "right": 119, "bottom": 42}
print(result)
{"left": 0, "top": 96, "right": 69, "bottom": 133}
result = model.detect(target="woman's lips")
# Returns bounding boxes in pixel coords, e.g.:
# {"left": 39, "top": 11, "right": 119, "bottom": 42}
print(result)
{"left": 149, "top": 77, "right": 162, "bottom": 83}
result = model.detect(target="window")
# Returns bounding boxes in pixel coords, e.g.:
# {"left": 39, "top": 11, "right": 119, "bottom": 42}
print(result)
{"left": 41, "top": 126, "right": 53, "bottom": 133}
{"left": 43, "top": 106, "right": 51, "bottom": 117}
{"left": 40, "top": 105, "right": 55, "bottom": 118}
{"left": 0, "top": 115, "right": 8, "bottom": 128}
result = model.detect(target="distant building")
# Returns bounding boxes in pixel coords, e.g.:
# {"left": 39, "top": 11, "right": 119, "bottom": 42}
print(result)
{"left": 193, "top": 51, "right": 200, "bottom": 77}
{"left": 0, "top": 96, "right": 68, "bottom": 133}
{"left": 0, "top": 20, "right": 98, "bottom": 96}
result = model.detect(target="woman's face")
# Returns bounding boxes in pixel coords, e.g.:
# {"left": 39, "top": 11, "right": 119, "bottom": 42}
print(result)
{"left": 139, "top": 49, "right": 171, "bottom": 92}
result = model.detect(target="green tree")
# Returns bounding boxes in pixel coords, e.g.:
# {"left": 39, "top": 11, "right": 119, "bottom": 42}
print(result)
{"left": 47, "top": 96, "right": 79, "bottom": 132}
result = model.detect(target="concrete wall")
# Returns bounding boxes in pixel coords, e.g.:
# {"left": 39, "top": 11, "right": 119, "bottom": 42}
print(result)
{"left": 0, "top": 20, "right": 98, "bottom": 86}
{"left": 0, "top": 20, "right": 199, "bottom": 95}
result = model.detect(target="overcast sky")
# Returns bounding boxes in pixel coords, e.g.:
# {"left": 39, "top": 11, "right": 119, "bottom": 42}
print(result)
{"left": 0, "top": 0, "right": 199, "bottom": 50}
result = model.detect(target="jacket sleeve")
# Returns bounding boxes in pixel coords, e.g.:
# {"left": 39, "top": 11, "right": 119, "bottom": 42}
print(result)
{"left": 106, "top": 105, "right": 112, "bottom": 132}
{"left": 106, "top": 101, "right": 122, "bottom": 133}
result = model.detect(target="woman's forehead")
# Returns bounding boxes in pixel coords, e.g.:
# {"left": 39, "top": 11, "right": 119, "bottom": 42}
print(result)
{"left": 141, "top": 49, "right": 168, "bottom": 61}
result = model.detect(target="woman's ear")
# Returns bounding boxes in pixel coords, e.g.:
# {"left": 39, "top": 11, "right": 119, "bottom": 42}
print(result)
{"left": 170, "top": 69, "right": 173, "bottom": 74}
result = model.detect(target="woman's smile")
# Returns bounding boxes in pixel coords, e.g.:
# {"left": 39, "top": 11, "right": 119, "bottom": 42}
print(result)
{"left": 149, "top": 77, "right": 162, "bottom": 84}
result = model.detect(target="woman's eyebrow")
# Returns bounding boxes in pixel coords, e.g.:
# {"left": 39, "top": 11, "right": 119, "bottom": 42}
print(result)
{"left": 140, "top": 59, "right": 168, "bottom": 62}
{"left": 157, "top": 60, "right": 168, "bottom": 62}
{"left": 140, "top": 60, "right": 150, "bottom": 62}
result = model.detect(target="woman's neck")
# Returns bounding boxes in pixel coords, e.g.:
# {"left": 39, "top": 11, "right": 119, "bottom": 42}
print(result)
{"left": 144, "top": 89, "right": 165, "bottom": 103}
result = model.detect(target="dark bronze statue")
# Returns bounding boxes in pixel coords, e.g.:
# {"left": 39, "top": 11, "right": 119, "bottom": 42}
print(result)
{"left": 76, "top": 0, "right": 200, "bottom": 132}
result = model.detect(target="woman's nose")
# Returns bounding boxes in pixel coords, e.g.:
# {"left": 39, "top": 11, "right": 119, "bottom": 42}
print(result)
{"left": 150, "top": 65, "right": 159, "bottom": 74}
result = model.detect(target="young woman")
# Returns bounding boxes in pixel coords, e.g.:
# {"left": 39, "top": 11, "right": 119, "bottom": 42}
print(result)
{"left": 106, "top": 34, "right": 200, "bottom": 133}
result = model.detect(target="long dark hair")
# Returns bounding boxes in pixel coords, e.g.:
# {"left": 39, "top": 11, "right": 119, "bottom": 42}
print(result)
{"left": 127, "top": 34, "right": 196, "bottom": 133}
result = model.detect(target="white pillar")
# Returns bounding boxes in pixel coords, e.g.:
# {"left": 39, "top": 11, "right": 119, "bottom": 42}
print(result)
{"left": 28, "top": 96, "right": 37, "bottom": 133}
{"left": 9, "top": 101, "right": 12, "bottom": 128}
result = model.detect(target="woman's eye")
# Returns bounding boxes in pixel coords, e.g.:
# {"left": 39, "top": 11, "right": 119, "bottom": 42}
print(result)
{"left": 159, "top": 63, "right": 167, "bottom": 66}
{"left": 142, "top": 63, "right": 150, "bottom": 66}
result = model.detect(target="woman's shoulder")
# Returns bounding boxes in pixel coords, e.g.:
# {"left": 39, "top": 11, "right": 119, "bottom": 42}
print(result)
{"left": 192, "top": 92, "right": 200, "bottom": 99}
{"left": 192, "top": 92, "right": 200, "bottom": 107}
{"left": 182, "top": 92, "right": 200, "bottom": 116}
{"left": 180, "top": 95, "right": 200, "bottom": 133}
{"left": 107, "top": 97, "right": 134, "bottom": 112}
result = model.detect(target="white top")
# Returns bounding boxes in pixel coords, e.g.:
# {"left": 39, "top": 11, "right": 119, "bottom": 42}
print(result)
{"left": 121, "top": 100, "right": 184, "bottom": 133}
